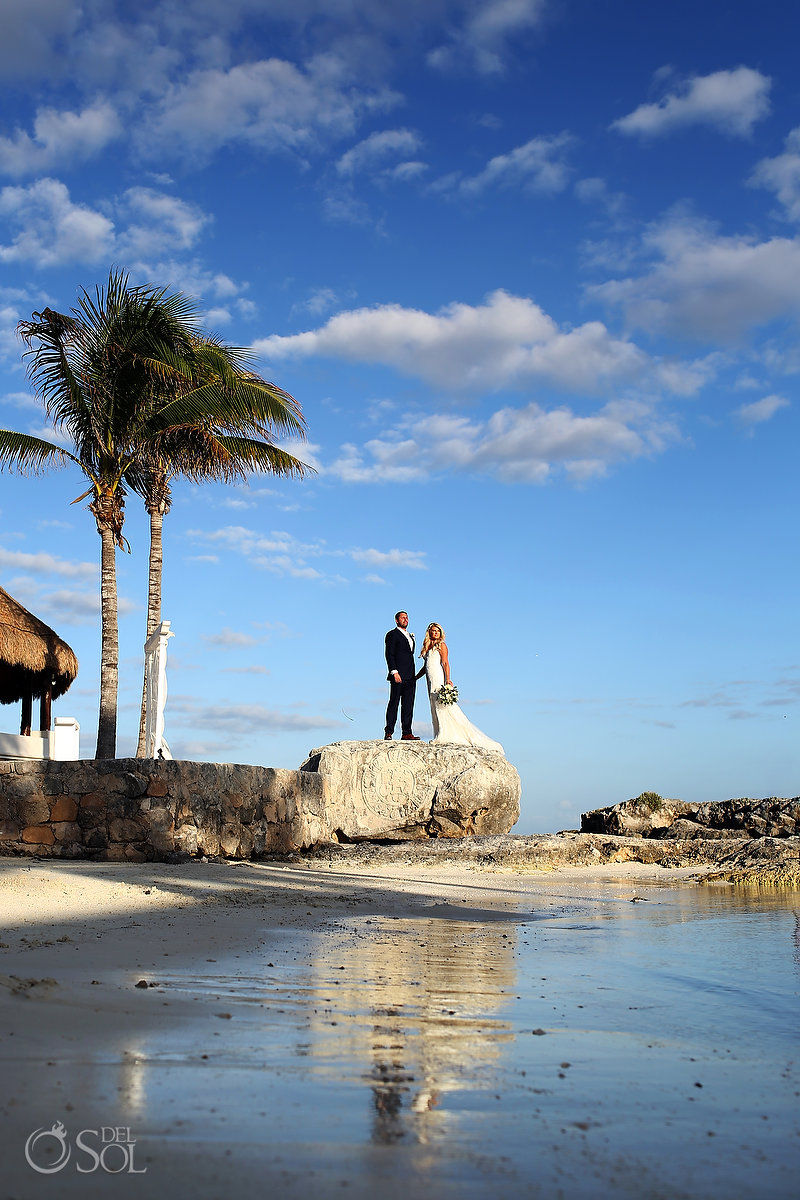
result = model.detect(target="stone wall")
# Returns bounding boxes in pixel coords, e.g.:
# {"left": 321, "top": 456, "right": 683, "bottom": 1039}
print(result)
{"left": 0, "top": 758, "right": 330, "bottom": 862}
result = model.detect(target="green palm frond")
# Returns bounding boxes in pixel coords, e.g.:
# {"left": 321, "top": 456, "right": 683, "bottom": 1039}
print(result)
{"left": 153, "top": 376, "right": 305, "bottom": 438}
{"left": 0, "top": 429, "right": 79, "bottom": 474}
{"left": 212, "top": 435, "right": 311, "bottom": 479}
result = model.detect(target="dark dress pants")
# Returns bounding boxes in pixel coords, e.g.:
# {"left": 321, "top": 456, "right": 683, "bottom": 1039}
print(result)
{"left": 385, "top": 676, "right": 416, "bottom": 736}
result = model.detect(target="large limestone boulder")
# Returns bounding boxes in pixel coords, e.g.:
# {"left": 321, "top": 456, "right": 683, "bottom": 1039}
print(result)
{"left": 300, "top": 740, "right": 521, "bottom": 841}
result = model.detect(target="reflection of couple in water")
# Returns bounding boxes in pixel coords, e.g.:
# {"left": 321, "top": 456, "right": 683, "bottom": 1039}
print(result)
{"left": 383, "top": 610, "right": 503, "bottom": 754}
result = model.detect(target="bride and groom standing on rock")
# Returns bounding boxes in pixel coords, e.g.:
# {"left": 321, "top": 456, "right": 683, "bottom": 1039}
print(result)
{"left": 384, "top": 611, "right": 503, "bottom": 754}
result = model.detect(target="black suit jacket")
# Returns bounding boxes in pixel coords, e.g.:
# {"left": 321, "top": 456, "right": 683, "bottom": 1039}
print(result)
{"left": 385, "top": 627, "right": 416, "bottom": 682}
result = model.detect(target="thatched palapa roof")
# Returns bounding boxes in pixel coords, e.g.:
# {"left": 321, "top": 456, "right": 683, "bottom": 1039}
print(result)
{"left": 0, "top": 586, "right": 78, "bottom": 704}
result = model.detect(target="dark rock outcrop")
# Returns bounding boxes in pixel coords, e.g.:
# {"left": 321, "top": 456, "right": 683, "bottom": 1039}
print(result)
{"left": 582, "top": 793, "right": 800, "bottom": 840}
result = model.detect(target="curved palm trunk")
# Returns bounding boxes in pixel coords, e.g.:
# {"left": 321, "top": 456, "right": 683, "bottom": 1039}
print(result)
{"left": 136, "top": 478, "right": 170, "bottom": 756}
{"left": 95, "top": 519, "right": 119, "bottom": 759}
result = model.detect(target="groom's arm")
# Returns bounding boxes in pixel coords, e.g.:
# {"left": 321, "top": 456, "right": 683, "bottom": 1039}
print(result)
{"left": 385, "top": 631, "right": 402, "bottom": 681}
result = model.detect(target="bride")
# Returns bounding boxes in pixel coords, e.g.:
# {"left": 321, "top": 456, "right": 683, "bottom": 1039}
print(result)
{"left": 420, "top": 623, "right": 504, "bottom": 754}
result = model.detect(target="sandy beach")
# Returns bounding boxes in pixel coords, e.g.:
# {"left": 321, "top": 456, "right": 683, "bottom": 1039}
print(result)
{"left": 1, "top": 855, "right": 798, "bottom": 1199}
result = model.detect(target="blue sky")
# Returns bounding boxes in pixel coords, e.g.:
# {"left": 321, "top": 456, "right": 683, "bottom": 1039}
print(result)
{"left": 0, "top": 0, "right": 798, "bottom": 832}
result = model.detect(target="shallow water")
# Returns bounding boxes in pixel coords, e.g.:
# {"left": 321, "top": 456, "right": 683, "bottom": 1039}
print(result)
{"left": 5, "top": 877, "right": 800, "bottom": 1198}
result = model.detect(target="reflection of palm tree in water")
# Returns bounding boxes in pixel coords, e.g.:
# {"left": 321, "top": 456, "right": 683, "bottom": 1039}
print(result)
{"left": 361, "top": 917, "right": 517, "bottom": 1146}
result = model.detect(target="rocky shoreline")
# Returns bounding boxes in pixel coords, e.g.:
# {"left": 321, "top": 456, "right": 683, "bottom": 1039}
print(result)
{"left": 293, "top": 791, "right": 800, "bottom": 886}
{"left": 297, "top": 828, "right": 800, "bottom": 886}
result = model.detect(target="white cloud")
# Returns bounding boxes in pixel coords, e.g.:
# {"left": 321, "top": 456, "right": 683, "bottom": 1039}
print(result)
{"left": 168, "top": 696, "right": 345, "bottom": 734}
{"left": 255, "top": 289, "right": 651, "bottom": 393}
{"left": 143, "top": 55, "right": 399, "bottom": 163}
{"left": 350, "top": 548, "right": 427, "bottom": 570}
{"left": 0, "top": 178, "right": 114, "bottom": 266}
{"left": 204, "top": 306, "right": 232, "bottom": 326}
{"left": 0, "top": 102, "right": 121, "bottom": 178}
{"left": 0, "top": 546, "right": 95, "bottom": 579}
{"left": 278, "top": 439, "right": 322, "bottom": 473}
{"left": 0, "top": 179, "right": 211, "bottom": 269}
{"left": 734, "top": 394, "right": 790, "bottom": 426}
{"left": 2, "top": 391, "right": 41, "bottom": 410}
{"left": 36, "top": 588, "right": 137, "bottom": 624}
{"left": 126, "top": 260, "right": 249, "bottom": 310}
{"left": 187, "top": 524, "right": 428, "bottom": 581}
{"left": 429, "top": 0, "right": 548, "bottom": 75}
{"left": 750, "top": 128, "right": 800, "bottom": 222}
{"left": 454, "top": 134, "right": 573, "bottom": 195}
{"left": 328, "top": 400, "right": 679, "bottom": 485}
{"left": 384, "top": 160, "right": 427, "bottom": 181}
{"left": 611, "top": 67, "right": 771, "bottom": 138}
{"left": 116, "top": 187, "right": 210, "bottom": 259}
{"left": 574, "top": 176, "right": 627, "bottom": 217}
{"left": 589, "top": 215, "right": 800, "bottom": 341}
{"left": 291, "top": 287, "right": 344, "bottom": 317}
{"left": 337, "top": 128, "right": 422, "bottom": 176}
{"left": 203, "top": 627, "right": 263, "bottom": 647}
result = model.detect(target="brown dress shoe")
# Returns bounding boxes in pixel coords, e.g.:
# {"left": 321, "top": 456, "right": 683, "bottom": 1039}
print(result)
{"left": 401, "top": 733, "right": 420, "bottom": 741}
{"left": 384, "top": 734, "right": 393, "bottom": 740}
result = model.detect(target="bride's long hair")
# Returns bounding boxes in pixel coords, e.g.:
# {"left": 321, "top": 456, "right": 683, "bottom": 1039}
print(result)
{"left": 420, "top": 622, "right": 445, "bottom": 656}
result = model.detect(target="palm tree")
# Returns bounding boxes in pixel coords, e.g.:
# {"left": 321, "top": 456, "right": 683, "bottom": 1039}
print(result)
{"left": 132, "top": 339, "right": 310, "bottom": 755}
{"left": 0, "top": 271, "right": 307, "bottom": 758}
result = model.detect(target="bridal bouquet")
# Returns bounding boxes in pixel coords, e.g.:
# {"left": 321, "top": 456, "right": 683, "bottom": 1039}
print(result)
{"left": 437, "top": 683, "right": 459, "bottom": 706}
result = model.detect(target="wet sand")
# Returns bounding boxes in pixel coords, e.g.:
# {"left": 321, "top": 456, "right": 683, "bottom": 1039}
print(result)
{"left": 1, "top": 857, "right": 798, "bottom": 1199}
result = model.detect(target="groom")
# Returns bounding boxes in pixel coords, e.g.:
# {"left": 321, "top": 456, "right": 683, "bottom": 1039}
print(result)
{"left": 384, "top": 610, "right": 421, "bottom": 741}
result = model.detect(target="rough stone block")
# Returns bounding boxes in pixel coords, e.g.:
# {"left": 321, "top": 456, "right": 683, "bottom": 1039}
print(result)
{"left": 124, "top": 845, "right": 149, "bottom": 862}
{"left": 5, "top": 776, "right": 40, "bottom": 797}
{"left": 101, "top": 844, "right": 129, "bottom": 861}
{"left": 0, "top": 820, "right": 20, "bottom": 840}
{"left": 80, "top": 792, "right": 106, "bottom": 809}
{"left": 148, "top": 829, "right": 175, "bottom": 853}
{"left": 108, "top": 816, "right": 147, "bottom": 842}
{"left": 147, "top": 778, "right": 169, "bottom": 798}
{"left": 140, "top": 806, "right": 174, "bottom": 833}
{"left": 50, "top": 796, "right": 79, "bottom": 822}
{"left": 52, "top": 821, "right": 81, "bottom": 842}
{"left": 174, "top": 824, "right": 198, "bottom": 855}
{"left": 196, "top": 827, "right": 220, "bottom": 856}
{"left": 18, "top": 797, "right": 50, "bottom": 826}
{"left": 96, "top": 770, "right": 148, "bottom": 798}
{"left": 21, "top": 825, "right": 55, "bottom": 845}
{"left": 220, "top": 826, "right": 242, "bottom": 857}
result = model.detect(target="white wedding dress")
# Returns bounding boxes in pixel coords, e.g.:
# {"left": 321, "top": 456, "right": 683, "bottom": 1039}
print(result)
{"left": 424, "top": 648, "right": 504, "bottom": 754}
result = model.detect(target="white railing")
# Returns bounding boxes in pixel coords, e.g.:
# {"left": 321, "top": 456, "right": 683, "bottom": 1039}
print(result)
{"left": 0, "top": 716, "right": 80, "bottom": 761}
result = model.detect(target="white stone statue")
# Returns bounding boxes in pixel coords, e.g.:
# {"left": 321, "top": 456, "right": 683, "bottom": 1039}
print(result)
{"left": 143, "top": 620, "right": 174, "bottom": 759}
